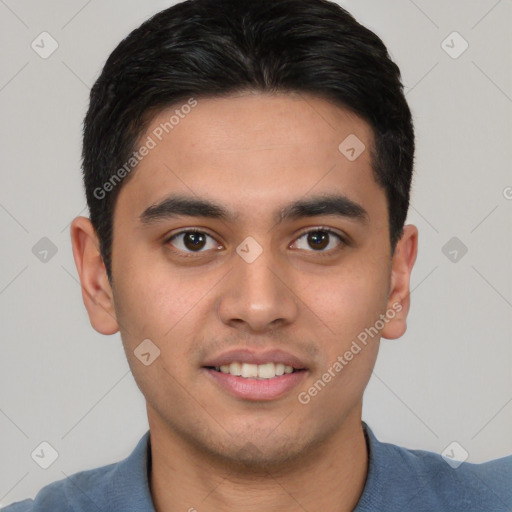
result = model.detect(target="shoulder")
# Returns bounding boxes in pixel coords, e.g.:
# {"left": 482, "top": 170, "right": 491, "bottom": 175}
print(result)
{"left": 396, "top": 443, "right": 512, "bottom": 509}
{"left": 358, "top": 424, "right": 512, "bottom": 512}
{"left": 1, "top": 461, "right": 119, "bottom": 512}
{"left": 1, "top": 430, "right": 152, "bottom": 512}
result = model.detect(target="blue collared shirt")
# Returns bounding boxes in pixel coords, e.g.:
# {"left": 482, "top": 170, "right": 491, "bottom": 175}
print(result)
{"left": 3, "top": 423, "right": 511, "bottom": 511}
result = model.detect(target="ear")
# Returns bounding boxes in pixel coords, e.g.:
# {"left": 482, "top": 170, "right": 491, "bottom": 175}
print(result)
{"left": 381, "top": 224, "right": 418, "bottom": 340}
{"left": 70, "top": 216, "right": 119, "bottom": 335}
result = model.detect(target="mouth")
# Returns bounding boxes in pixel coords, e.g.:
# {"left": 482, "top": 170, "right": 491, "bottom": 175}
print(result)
{"left": 203, "top": 362, "right": 305, "bottom": 379}
{"left": 201, "top": 350, "right": 309, "bottom": 401}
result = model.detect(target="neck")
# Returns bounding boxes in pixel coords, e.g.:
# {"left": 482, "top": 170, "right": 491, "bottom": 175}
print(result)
{"left": 148, "top": 408, "right": 368, "bottom": 512}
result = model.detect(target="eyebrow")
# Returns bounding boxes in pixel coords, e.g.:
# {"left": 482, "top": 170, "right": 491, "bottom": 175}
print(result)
{"left": 139, "top": 193, "right": 369, "bottom": 225}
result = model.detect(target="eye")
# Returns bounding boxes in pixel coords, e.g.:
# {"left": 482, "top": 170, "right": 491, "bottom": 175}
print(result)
{"left": 165, "top": 229, "right": 221, "bottom": 254}
{"left": 165, "top": 227, "right": 346, "bottom": 257}
{"left": 290, "top": 228, "right": 345, "bottom": 253}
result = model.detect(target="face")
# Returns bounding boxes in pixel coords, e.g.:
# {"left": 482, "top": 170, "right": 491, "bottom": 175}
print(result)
{"left": 72, "top": 92, "right": 417, "bottom": 470}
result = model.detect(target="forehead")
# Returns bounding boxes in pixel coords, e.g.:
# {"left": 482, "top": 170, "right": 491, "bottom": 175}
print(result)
{"left": 144, "top": 91, "right": 373, "bottom": 154}
{"left": 114, "top": 92, "right": 384, "bottom": 227}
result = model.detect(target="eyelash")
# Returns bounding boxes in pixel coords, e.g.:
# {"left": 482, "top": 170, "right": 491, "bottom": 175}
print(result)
{"left": 164, "top": 227, "right": 347, "bottom": 258}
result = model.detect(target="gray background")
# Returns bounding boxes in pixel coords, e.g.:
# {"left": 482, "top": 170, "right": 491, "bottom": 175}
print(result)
{"left": 1, "top": 0, "right": 511, "bottom": 507}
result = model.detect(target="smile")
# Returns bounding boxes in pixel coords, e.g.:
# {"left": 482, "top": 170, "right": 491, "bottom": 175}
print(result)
{"left": 207, "top": 361, "right": 301, "bottom": 379}
{"left": 203, "top": 365, "right": 308, "bottom": 401}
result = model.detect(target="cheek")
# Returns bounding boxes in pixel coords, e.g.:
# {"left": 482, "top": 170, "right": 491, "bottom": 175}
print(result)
{"left": 112, "top": 257, "right": 190, "bottom": 343}
{"left": 112, "top": 265, "right": 204, "bottom": 404}
{"left": 298, "top": 264, "right": 386, "bottom": 411}
{"left": 306, "top": 259, "right": 390, "bottom": 341}
{"left": 112, "top": 252, "right": 220, "bottom": 367}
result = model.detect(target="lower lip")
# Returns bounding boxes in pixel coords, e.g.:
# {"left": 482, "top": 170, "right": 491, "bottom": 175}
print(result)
{"left": 203, "top": 368, "right": 308, "bottom": 401}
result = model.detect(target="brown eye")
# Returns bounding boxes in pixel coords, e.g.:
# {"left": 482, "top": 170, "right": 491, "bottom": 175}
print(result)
{"left": 167, "top": 230, "right": 220, "bottom": 253}
{"left": 291, "top": 229, "right": 345, "bottom": 252}
{"left": 307, "top": 231, "right": 329, "bottom": 250}
{"left": 183, "top": 232, "right": 207, "bottom": 251}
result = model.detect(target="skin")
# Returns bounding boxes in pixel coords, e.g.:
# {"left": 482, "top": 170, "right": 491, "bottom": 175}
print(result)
{"left": 71, "top": 92, "right": 418, "bottom": 512}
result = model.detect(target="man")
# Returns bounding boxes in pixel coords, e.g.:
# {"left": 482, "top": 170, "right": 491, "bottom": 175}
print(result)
{"left": 4, "top": 0, "right": 511, "bottom": 511}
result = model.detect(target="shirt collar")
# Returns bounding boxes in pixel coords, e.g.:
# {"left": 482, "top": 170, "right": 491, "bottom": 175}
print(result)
{"left": 355, "top": 421, "right": 415, "bottom": 511}
{"left": 106, "top": 430, "right": 155, "bottom": 511}
{"left": 108, "top": 422, "right": 391, "bottom": 512}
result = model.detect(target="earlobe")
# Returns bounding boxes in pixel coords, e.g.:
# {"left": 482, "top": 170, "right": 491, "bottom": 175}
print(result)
{"left": 381, "top": 224, "right": 418, "bottom": 340}
{"left": 70, "top": 216, "right": 120, "bottom": 335}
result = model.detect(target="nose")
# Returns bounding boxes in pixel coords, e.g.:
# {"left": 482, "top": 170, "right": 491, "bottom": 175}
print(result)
{"left": 216, "top": 246, "right": 299, "bottom": 333}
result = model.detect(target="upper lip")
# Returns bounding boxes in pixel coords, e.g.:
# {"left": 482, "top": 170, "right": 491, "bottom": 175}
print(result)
{"left": 202, "top": 348, "right": 308, "bottom": 370}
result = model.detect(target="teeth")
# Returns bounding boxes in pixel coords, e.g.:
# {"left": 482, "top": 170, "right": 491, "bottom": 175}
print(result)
{"left": 214, "top": 362, "right": 297, "bottom": 379}
{"left": 229, "top": 362, "right": 242, "bottom": 376}
{"left": 241, "top": 363, "right": 258, "bottom": 378}
{"left": 258, "top": 362, "right": 275, "bottom": 379}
